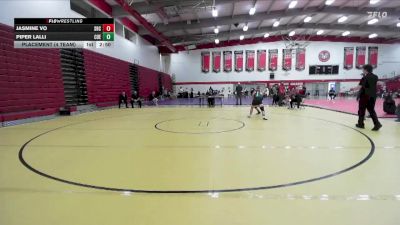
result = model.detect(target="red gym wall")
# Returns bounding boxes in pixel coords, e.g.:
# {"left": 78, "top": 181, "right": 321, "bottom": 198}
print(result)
{"left": 0, "top": 23, "right": 172, "bottom": 122}
{"left": 0, "top": 24, "right": 65, "bottom": 121}
{"left": 84, "top": 50, "right": 131, "bottom": 104}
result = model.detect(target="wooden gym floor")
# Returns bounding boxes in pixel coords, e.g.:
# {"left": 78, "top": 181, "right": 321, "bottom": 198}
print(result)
{"left": 0, "top": 106, "right": 399, "bottom": 225}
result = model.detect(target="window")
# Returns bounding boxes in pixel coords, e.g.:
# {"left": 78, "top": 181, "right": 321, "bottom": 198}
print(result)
{"left": 124, "top": 28, "right": 137, "bottom": 43}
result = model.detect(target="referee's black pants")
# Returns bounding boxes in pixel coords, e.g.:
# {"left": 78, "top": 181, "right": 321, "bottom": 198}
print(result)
{"left": 358, "top": 95, "right": 380, "bottom": 126}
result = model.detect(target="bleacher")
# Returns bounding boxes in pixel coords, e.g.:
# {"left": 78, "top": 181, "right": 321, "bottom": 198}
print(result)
{"left": 0, "top": 23, "right": 173, "bottom": 125}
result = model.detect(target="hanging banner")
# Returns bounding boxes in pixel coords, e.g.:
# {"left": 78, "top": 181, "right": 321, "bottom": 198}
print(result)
{"left": 212, "top": 51, "right": 221, "bottom": 73}
{"left": 257, "top": 49, "right": 266, "bottom": 71}
{"left": 368, "top": 46, "right": 378, "bottom": 68}
{"left": 295, "top": 48, "right": 306, "bottom": 71}
{"left": 268, "top": 49, "right": 278, "bottom": 71}
{"left": 201, "top": 51, "right": 210, "bottom": 73}
{"left": 246, "top": 50, "right": 255, "bottom": 72}
{"left": 343, "top": 47, "right": 354, "bottom": 70}
{"left": 235, "top": 50, "right": 243, "bottom": 72}
{"left": 282, "top": 49, "right": 292, "bottom": 71}
{"left": 356, "top": 46, "right": 366, "bottom": 69}
{"left": 223, "top": 51, "right": 232, "bottom": 72}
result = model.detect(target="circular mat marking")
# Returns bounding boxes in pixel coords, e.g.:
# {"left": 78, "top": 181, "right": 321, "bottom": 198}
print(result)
{"left": 155, "top": 118, "right": 245, "bottom": 134}
{"left": 18, "top": 113, "right": 375, "bottom": 194}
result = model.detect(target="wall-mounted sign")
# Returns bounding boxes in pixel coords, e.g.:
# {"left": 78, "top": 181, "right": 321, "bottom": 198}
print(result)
{"left": 318, "top": 50, "right": 330, "bottom": 62}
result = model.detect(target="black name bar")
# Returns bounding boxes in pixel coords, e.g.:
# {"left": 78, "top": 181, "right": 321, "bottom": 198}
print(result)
{"left": 15, "top": 24, "right": 104, "bottom": 32}
{"left": 15, "top": 18, "right": 114, "bottom": 24}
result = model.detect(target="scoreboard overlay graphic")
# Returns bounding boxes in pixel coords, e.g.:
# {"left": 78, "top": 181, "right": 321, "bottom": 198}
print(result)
{"left": 14, "top": 18, "right": 115, "bottom": 49}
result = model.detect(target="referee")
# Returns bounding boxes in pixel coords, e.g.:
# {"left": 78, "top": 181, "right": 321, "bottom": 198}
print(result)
{"left": 356, "top": 64, "right": 382, "bottom": 131}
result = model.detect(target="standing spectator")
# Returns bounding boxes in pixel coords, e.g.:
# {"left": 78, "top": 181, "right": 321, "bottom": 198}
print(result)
{"left": 271, "top": 85, "right": 278, "bottom": 106}
{"left": 278, "top": 82, "right": 286, "bottom": 106}
{"left": 119, "top": 91, "right": 128, "bottom": 108}
{"left": 235, "top": 83, "right": 243, "bottom": 105}
{"left": 356, "top": 64, "right": 382, "bottom": 131}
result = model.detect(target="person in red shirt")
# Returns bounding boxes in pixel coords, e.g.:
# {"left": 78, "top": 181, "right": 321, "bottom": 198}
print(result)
{"left": 278, "top": 82, "right": 286, "bottom": 106}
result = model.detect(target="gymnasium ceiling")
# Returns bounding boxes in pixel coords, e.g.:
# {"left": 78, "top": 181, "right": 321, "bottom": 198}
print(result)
{"left": 106, "top": 0, "right": 400, "bottom": 46}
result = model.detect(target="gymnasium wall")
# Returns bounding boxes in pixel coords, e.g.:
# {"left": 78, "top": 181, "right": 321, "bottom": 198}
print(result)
{"left": 0, "top": 23, "right": 65, "bottom": 119}
{"left": 0, "top": 0, "right": 173, "bottom": 122}
{"left": 84, "top": 50, "right": 131, "bottom": 104}
{"left": 170, "top": 41, "right": 400, "bottom": 85}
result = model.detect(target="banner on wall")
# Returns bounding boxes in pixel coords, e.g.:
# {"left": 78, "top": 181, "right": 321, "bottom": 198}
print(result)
{"left": 268, "top": 49, "right": 278, "bottom": 71}
{"left": 201, "top": 51, "right": 210, "bottom": 73}
{"left": 368, "top": 46, "right": 378, "bottom": 68}
{"left": 212, "top": 51, "right": 221, "bottom": 73}
{"left": 257, "top": 50, "right": 266, "bottom": 71}
{"left": 343, "top": 47, "right": 354, "bottom": 70}
{"left": 246, "top": 50, "right": 255, "bottom": 72}
{"left": 295, "top": 48, "right": 306, "bottom": 71}
{"left": 355, "top": 46, "right": 366, "bottom": 69}
{"left": 235, "top": 50, "right": 243, "bottom": 72}
{"left": 223, "top": 51, "right": 232, "bottom": 72}
{"left": 282, "top": 49, "right": 292, "bottom": 71}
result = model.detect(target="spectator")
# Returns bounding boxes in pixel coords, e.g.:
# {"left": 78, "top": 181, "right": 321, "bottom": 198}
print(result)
{"left": 235, "top": 83, "right": 243, "bottom": 105}
{"left": 148, "top": 91, "right": 159, "bottom": 106}
{"left": 383, "top": 94, "right": 396, "bottom": 115}
{"left": 328, "top": 88, "right": 336, "bottom": 100}
{"left": 396, "top": 103, "right": 400, "bottom": 122}
{"left": 130, "top": 91, "right": 142, "bottom": 108}
{"left": 119, "top": 91, "right": 128, "bottom": 108}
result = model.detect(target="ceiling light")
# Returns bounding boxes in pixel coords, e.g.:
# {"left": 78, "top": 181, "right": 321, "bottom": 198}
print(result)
{"left": 288, "top": 1, "right": 298, "bottom": 9}
{"left": 240, "top": 35, "right": 244, "bottom": 40}
{"left": 214, "top": 27, "right": 219, "bottom": 34}
{"left": 249, "top": 7, "right": 256, "bottom": 15}
{"left": 304, "top": 16, "right": 312, "bottom": 23}
{"left": 215, "top": 39, "right": 219, "bottom": 44}
{"left": 325, "top": 0, "right": 335, "bottom": 5}
{"left": 397, "top": 22, "right": 400, "bottom": 27}
{"left": 338, "top": 16, "right": 348, "bottom": 23}
{"left": 264, "top": 33, "right": 270, "bottom": 38}
{"left": 342, "top": 31, "right": 350, "bottom": 36}
{"left": 243, "top": 24, "right": 248, "bottom": 31}
{"left": 289, "top": 31, "right": 295, "bottom": 36}
{"left": 273, "top": 21, "right": 280, "bottom": 27}
{"left": 370, "top": 0, "right": 380, "bottom": 4}
{"left": 316, "top": 30, "right": 324, "bottom": 35}
{"left": 212, "top": 8, "right": 218, "bottom": 17}
{"left": 367, "top": 18, "right": 379, "bottom": 25}
{"left": 369, "top": 33, "right": 378, "bottom": 38}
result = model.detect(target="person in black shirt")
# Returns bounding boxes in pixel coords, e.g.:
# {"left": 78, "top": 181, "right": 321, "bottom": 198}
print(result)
{"left": 356, "top": 64, "right": 382, "bottom": 131}
{"left": 328, "top": 88, "right": 336, "bottom": 100}
{"left": 235, "top": 83, "right": 243, "bottom": 105}
{"left": 149, "top": 91, "right": 159, "bottom": 106}
{"left": 130, "top": 91, "right": 142, "bottom": 108}
{"left": 383, "top": 94, "right": 396, "bottom": 115}
{"left": 119, "top": 91, "right": 128, "bottom": 108}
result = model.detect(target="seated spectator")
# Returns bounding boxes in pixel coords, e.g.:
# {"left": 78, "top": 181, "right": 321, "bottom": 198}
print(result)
{"left": 148, "top": 91, "right": 159, "bottom": 106}
{"left": 383, "top": 94, "right": 396, "bottom": 115}
{"left": 396, "top": 103, "right": 400, "bottom": 122}
{"left": 328, "top": 88, "right": 336, "bottom": 100}
{"left": 130, "top": 91, "right": 142, "bottom": 108}
{"left": 119, "top": 91, "right": 128, "bottom": 108}
{"left": 289, "top": 87, "right": 302, "bottom": 109}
